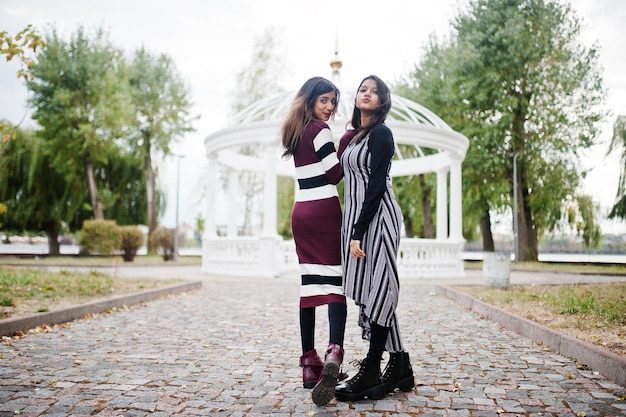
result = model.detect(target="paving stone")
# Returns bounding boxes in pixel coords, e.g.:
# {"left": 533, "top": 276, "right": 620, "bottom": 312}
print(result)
{"left": 0, "top": 266, "right": 624, "bottom": 416}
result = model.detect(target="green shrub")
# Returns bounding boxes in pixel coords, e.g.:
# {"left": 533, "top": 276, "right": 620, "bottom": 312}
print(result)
{"left": 78, "top": 220, "right": 120, "bottom": 255}
{"left": 119, "top": 225, "right": 145, "bottom": 262}
{"left": 149, "top": 226, "right": 175, "bottom": 260}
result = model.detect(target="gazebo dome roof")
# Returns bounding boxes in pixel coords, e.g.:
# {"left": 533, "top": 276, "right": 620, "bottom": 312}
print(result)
{"left": 226, "top": 87, "right": 453, "bottom": 132}
{"left": 205, "top": 85, "right": 468, "bottom": 178}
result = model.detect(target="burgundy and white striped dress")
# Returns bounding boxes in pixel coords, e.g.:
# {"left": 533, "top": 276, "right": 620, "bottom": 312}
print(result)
{"left": 291, "top": 120, "right": 346, "bottom": 308}
{"left": 339, "top": 124, "right": 405, "bottom": 352}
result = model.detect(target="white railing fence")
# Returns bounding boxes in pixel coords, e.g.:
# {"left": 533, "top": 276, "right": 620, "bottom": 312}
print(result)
{"left": 202, "top": 236, "right": 465, "bottom": 279}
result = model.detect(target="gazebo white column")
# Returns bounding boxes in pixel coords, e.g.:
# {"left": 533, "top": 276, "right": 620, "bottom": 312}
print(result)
{"left": 449, "top": 158, "right": 463, "bottom": 241}
{"left": 204, "top": 155, "right": 218, "bottom": 238}
{"left": 227, "top": 169, "right": 238, "bottom": 236}
{"left": 436, "top": 168, "right": 449, "bottom": 240}
{"left": 261, "top": 148, "right": 278, "bottom": 237}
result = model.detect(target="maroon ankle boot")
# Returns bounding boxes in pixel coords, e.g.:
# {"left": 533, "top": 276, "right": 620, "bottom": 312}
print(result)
{"left": 312, "top": 343, "right": 344, "bottom": 406}
{"left": 300, "top": 349, "right": 323, "bottom": 389}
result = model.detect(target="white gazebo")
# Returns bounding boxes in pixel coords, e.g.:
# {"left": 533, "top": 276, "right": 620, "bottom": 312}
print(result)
{"left": 201, "top": 57, "right": 470, "bottom": 279}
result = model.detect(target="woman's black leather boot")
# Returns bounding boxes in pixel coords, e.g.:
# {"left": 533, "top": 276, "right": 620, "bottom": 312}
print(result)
{"left": 334, "top": 357, "right": 385, "bottom": 401}
{"left": 381, "top": 351, "right": 415, "bottom": 393}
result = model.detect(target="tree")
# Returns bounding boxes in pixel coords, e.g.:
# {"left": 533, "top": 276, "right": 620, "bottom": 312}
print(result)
{"left": 399, "top": 0, "right": 607, "bottom": 260}
{"left": 126, "top": 47, "right": 197, "bottom": 241}
{"left": 230, "top": 27, "right": 285, "bottom": 235}
{"left": 27, "top": 26, "right": 132, "bottom": 221}
{"left": 460, "top": 0, "right": 606, "bottom": 260}
{"left": 101, "top": 147, "right": 148, "bottom": 226}
{"left": 0, "top": 123, "right": 147, "bottom": 255}
{"left": 394, "top": 34, "right": 488, "bottom": 244}
{"left": 0, "top": 126, "right": 88, "bottom": 255}
{"left": 608, "top": 115, "right": 626, "bottom": 218}
{"left": 277, "top": 176, "right": 294, "bottom": 239}
{"left": 0, "top": 25, "right": 44, "bottom": 148}
{"left": 195, "top": 212, "right": 205, "bottom": 243}
{"left": 231, "top": 27, "right": 285, "bottom": 115}
{"left": 2, "top": 27, "right": 156, "bottom": 254}
{"left": 388, "top": 144, "right": 438, "bottom": 238}
{"left": 575, "top": 195, "right": 601, "bottom": 251}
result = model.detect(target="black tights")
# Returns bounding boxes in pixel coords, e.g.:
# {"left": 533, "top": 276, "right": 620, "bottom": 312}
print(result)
{"left": 300, "top": 302, "right": 347, "bottom": 354}
{"left": 367, "top": 321, "right": 390, "bottom": 363}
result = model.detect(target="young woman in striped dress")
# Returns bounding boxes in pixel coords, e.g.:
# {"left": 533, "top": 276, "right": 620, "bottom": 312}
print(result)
{"left": 280, "top": 76, "right": 347, "bottom": 406}
{"left": 334, "top": 75, "right": 415, "bottom": 402}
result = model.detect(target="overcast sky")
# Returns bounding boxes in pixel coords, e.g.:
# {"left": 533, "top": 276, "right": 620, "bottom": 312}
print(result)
{"left": 1, "top": 0, "right": 625, "bottom": 232}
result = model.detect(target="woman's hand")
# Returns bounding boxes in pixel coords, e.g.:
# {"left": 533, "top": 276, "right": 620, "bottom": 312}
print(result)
{"left": 350, "top": 239, "right": 365, "bottom": 259}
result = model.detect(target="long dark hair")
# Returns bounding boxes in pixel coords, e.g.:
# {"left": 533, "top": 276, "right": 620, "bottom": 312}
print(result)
{"left": 350, "top": 75, "right": 391, "bottom": 143}
{"left": 280, "top": 76, "right": 340, "bottom": 158}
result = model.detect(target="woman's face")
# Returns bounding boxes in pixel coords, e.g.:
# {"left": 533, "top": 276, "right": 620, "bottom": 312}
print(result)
{"left": 355, "top": 78, "right": 380, "bottom": 113}
{"left": 313, "top": 91, "right": 337, "bottom": 121}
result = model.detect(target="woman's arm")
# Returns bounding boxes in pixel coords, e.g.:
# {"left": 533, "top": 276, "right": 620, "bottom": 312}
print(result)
{"left": 350, "top": 124, "right": 394, "bottom": 241}
{"left": 312, "top": 123, "right": 343, "bottom": 185}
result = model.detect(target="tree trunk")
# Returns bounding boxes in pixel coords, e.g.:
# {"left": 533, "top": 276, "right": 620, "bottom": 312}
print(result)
{"left": 403, "top": 215, "right": 414, "bottom": 238}
{"left": 513, "top": 148, "right": 539, "bottom": 262}
{"left": 518, "top": 185, "right": 539, "bottom": 261}
{"left": 85, "top": 157, "right": 104, "bottom": 220}
{"left": 420, "top": 177, "right": 434, "bottom": 238}
{"left": 44, "top": 223, "right": 60, "bottom": 257}
{"left": 511, "top": 92, "right": 538, "bottom": 262}
{"left": 480, "top": 210, "right": 495, "bottom": 252}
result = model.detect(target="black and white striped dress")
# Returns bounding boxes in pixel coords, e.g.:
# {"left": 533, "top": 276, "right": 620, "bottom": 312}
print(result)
{"left": 339, "top": 124, "right": 405, "bottom": 352}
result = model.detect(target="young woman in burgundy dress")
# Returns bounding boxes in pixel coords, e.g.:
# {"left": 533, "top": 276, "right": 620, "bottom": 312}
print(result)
{"left": 280, "top": 76, "right": 346, "bottom": 406}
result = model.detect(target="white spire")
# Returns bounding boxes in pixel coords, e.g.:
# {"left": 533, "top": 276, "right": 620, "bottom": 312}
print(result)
{"left": 329, "top": 31, "right": 342, "bottom": 87}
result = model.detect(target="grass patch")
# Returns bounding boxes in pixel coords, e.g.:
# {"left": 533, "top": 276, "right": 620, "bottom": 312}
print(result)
{"left": 459, "top": 283, "right": 626, "bottom": 326}
{"left": 1, "top": 268, "right": 116, "bottom": 299}
{"left": 1, "top": 254, "right": 201, "bottom": 267}
{"left": 453, "top": 283, "right": 626, "bottom": 356}
{"left": 0, "top": 295, "right": 14, "bottom": 307}
{"left": 0, "top": 266, "right": 184, "bottom": 319}
{"left": 464, "top": 260, "right": 626, "bottom": 274}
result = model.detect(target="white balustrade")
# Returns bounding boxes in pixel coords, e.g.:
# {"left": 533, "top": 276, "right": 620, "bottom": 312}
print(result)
{"left": 202, "top": 236, "right": 465, "bottom": 279}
